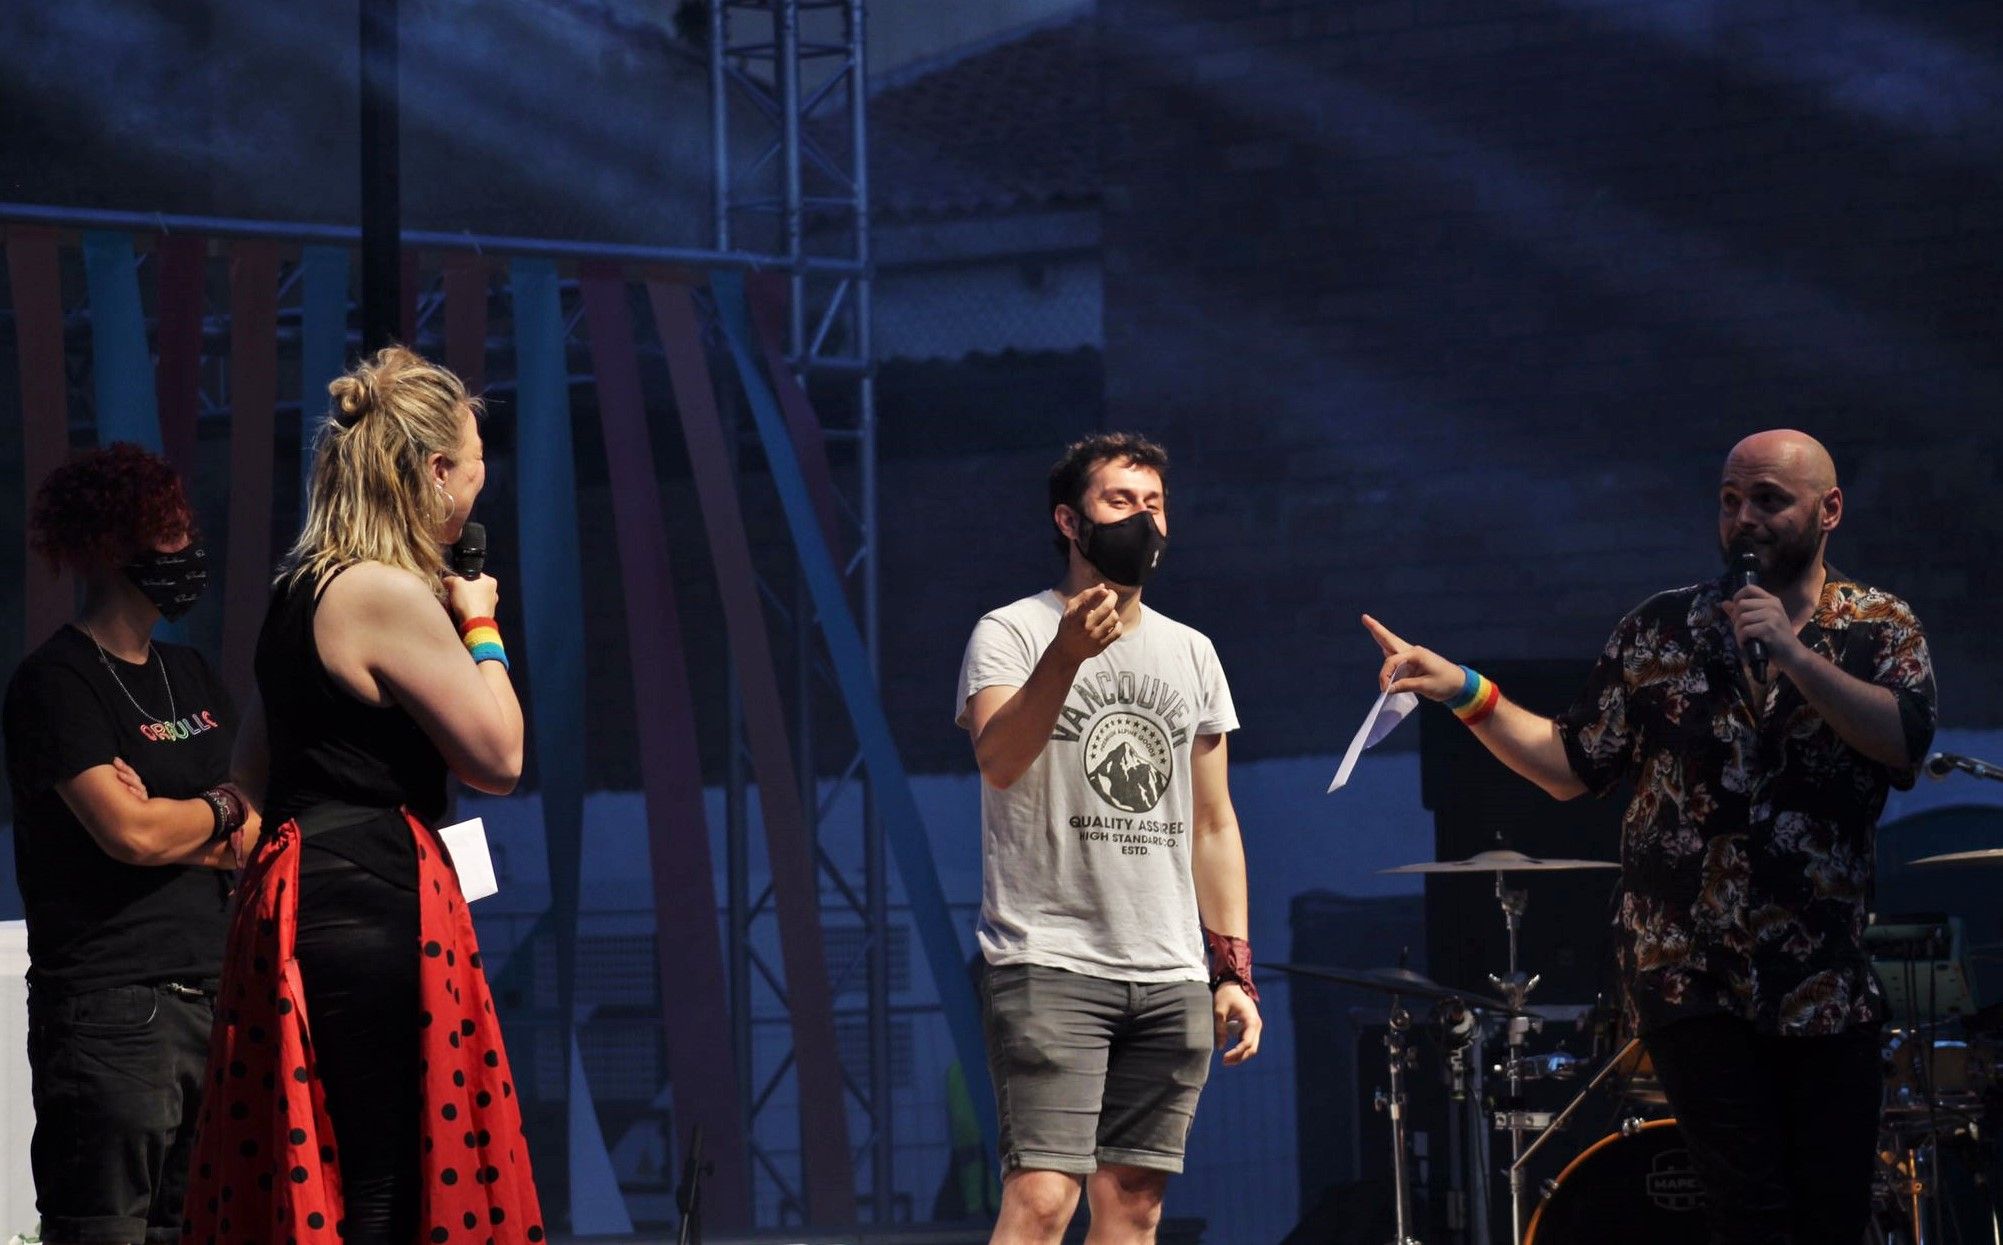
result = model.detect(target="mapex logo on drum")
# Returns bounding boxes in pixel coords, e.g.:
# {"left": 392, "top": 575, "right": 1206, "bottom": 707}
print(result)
{"left": 1646, "top": 1147, "right": 1705, "bottom": 1212}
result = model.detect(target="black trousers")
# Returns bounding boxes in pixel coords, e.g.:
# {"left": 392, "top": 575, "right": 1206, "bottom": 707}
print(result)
{"left": 294, "top": 841, "right": 421, "bottom": 1245}
{"left": 1644, "top": 1013, "right": 1882, "bottom": 1245}
{"left": 26, "top": 980, "right": 214, "bottom": 1244}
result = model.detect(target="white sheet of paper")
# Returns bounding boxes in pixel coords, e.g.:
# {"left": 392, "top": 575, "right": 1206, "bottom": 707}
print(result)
{"left": 437, "top": 817, "right": 498, "bottom": 901}
{"left": 1327, "top": 666, "right": 1418, "bottom": 793}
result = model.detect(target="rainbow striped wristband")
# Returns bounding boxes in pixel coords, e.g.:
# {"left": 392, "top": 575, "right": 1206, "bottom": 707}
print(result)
{"left": 1447, "top": 665, "right": 1499, "bottom": 725}
{"left": 459, "top": 616, "right": 509, "bottom": 670}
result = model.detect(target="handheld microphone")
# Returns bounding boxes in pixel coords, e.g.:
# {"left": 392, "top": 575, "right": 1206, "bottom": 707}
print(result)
{"left": 449, "top": 521, "right": 487, "bottom": 581}
{"left": 1730, "top": 550, "right": 1768, "bottom": 682}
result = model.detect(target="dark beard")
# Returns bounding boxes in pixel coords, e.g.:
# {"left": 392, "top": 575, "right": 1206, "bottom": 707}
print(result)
{"left": 1721, "top": 524, "right": 1821, "bottom": 590}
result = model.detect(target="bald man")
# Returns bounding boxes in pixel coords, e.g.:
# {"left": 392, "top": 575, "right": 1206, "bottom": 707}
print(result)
{"left": 1364, "top": 430, "right": 1936, "bottom": 1244}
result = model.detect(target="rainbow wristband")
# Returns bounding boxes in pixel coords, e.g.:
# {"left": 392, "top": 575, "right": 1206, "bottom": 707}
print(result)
{"left": 1447, "top": 665, "right": 1500, "bottom": 726}
{"left": 459, "top": 616, "right": 509, "bottom": 670}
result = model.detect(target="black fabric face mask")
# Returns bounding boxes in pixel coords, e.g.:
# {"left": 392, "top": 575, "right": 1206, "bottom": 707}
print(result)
{"left": 124, "top": 543, "right": 211, "bottom": 621}
{"left": 1075, "top": 511, "right": 1167, "bottom": 587}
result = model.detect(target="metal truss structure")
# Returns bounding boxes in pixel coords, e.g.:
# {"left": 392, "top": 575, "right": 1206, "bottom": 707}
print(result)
{"left": 708, "top": 0, "right": 893, "bottom": 1224}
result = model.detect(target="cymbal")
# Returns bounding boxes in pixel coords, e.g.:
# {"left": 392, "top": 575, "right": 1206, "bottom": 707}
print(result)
{"left": 1381, "top": 848, "right": 1620, "bottom": 875}
{"left": 1260, "top": 961, "right": 1519, "bottom": 1013}
{"left": 1909, "top": 848, "right": 2003, "bottom": 867}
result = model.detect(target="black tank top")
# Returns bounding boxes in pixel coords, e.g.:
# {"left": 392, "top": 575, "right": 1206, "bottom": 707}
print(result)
{"left": 258, "top": 567, "right": 449, "bottom": 830}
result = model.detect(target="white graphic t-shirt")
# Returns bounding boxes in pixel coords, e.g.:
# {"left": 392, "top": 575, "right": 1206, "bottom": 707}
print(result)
{"left": 955, "top": 590, "right": 1239, "bottom": 982}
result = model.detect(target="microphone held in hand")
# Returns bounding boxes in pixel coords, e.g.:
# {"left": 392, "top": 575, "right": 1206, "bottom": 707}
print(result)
{"left": 449, "top": 521, "right": 487, "bottom": 581}
{"left": 1730, "top": 549, "right": 1767, "bottom": 682}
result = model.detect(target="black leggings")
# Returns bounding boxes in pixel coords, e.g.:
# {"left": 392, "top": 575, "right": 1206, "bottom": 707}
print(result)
{"left": 294, "top": 843, "right": 421, "bottom": 1245}
{"left": 1644, "top": 1013, "right": 1882, "bottom": 1245}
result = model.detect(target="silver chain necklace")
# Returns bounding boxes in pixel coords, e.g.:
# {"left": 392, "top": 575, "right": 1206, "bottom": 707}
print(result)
{"left": 82, "top": 622, "right": 176, "bottom": 727}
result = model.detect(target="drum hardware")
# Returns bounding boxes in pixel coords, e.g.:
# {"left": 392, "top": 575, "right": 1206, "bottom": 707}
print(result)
{"left": 1371, "top": 990, "right": 1424, "bottom": 1245}
{"left": 1501, "top": 1037, "right": 1649, "bottom": 1230}
{"left": 1268, "top": 955, "right": 1451, "bottom": 1243}
{"left": 1881, "top": 1131, "right": 1943, "bottom": 1245}
{"left": 1314, "top": 835, "right": 2003, "bottom": 1241}
{"left": 1262, "top": 960, "right": 1522, "bottom": 1014}
{"left": 1434, "top": 997, "right": 1483, "bottom": 1243}
{"left": 1866, "top": 902, "right": 2001, "bottom": 1244}
{"left": 1871, "top": 913, "right": 1979, "bottom": 1024}
{"left": 1378, "top": 847, "right": 1619, "bottom": 1244}
{"left": 1502, "top": 1052, "right": 1581, "bottom": 1082}
{"left": 1519, "top": 1118, "right": 1707, "bottom": 1244}
{"left": 1488, "top": 875, "right": 1548, "bottom": 1245}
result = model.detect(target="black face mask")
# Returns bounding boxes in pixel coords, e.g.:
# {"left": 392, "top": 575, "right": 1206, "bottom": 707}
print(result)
{"left": 1075, "top": 511, "right": 1167, "bottom": 587}
{"left": 123, "top": 543, "right": 211, "bottom": 621}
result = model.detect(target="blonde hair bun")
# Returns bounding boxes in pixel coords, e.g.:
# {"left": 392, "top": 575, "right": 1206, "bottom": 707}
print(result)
{"left": 328, "top": 372, "right": 374, "bottom": 424}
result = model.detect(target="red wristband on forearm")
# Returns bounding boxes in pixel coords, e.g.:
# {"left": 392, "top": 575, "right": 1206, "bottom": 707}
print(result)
{"left": 1204, "top": 927, "right": 1259, "bottom": 1003}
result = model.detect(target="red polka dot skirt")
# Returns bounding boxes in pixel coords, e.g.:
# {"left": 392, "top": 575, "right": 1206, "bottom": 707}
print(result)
{"left": 182, "top": 813, "right": 546, "bottom": 1244}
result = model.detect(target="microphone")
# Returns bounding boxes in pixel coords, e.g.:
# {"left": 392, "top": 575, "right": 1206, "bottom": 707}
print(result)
{"left": 1926, "top": 751, "right": 2003, "bottom": 782}
{"left": 449, "top": 521, "right": 486, "bottom": 581}
{"left": 1730, "top": 550, "right": 1768, "bottom": 682}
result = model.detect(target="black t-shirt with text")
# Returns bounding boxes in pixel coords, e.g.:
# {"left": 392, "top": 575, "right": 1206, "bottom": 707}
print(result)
{"left": 4, "top": 625, "right": 236, "bottom": 992}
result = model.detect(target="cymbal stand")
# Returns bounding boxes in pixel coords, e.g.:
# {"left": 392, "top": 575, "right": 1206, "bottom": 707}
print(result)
{"left": 1887, "top": 1130, "right": 1937, "bottom": 1245}
{"left": 1465, "top": 1016, "right": 1495, "bottom": 1245}
{"left": 1373, "top": 995, "right": 1424, "bottom": 1245}
{"left": 1488, "top": 875, "right": 1542, "bottom": 1245}
{"left": 1437, "top": 997, "right": 1481, "bottom": 1245}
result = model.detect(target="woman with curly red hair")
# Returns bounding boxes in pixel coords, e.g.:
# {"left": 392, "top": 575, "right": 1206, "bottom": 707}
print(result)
{"left": 3, "top": 441, "right": 258, "bottom": 1245}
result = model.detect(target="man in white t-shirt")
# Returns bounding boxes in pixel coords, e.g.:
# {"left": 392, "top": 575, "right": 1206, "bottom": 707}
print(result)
{"left": 956, "top": 432, "right": 1262, "bottom": 1245}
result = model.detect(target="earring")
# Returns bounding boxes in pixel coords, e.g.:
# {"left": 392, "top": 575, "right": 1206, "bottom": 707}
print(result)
{"left": 434, "top": 481, "right": 456, "bottom": 523}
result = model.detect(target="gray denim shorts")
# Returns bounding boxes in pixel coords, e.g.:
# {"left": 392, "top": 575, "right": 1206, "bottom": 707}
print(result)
{"left": 980, "top": 962, "right": 1213, "bottom": 1175}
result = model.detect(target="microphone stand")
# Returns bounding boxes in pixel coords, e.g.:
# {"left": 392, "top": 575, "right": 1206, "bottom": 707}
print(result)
{"left": 1926, "top": 751, "right": 2003, "bottom": 783}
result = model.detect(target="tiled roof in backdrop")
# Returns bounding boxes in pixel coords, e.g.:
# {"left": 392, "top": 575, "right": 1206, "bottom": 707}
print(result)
{"left": 826, "top": 15, "right": 1100, "bottom": 222}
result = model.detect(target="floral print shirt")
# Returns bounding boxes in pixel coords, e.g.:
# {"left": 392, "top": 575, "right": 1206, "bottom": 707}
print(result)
{"left": 1555, "top": 576, "right": 1936, "bottom": 1037}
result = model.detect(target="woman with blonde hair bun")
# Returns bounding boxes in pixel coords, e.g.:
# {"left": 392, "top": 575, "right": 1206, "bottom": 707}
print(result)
{"left": 184, "top": 346, "right": 544, "bottom": 1244}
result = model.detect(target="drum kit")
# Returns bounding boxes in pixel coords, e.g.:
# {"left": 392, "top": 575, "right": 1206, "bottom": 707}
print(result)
{"left": 1267, "top": 845, "right": 2003, "bottom": 1245}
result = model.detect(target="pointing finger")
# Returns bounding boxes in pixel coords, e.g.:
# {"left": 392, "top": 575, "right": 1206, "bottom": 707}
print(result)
{"left": 1361, "top": 614, "right": 1406, "bottom": 655}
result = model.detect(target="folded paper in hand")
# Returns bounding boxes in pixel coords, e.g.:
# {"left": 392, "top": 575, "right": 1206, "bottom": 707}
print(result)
{"left": 1327, "top": 665, "right": 1418, "bottom": 793}
{"left": 437, "top": 817, "right": 498, "bottom": 902}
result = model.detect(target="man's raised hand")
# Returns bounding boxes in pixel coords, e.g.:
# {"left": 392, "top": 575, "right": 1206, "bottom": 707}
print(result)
{"left": 1361, "top": 614, "right": 1467, "bottom": 702}
{"left": 1056, "top": 584, "right": 1123, "bottom": 666}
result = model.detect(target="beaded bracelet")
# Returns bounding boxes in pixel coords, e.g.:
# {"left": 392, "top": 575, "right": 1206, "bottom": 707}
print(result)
{"left": 1447, "top": 665, "right": 1500, "bottom": 726}
{"left": 459, "top": 616, "right": 509, "bottom": 670}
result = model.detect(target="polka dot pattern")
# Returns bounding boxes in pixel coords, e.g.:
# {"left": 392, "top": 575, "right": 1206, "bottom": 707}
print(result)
{"left": 182, "top": 816, "right": 545, "bottom": 1242}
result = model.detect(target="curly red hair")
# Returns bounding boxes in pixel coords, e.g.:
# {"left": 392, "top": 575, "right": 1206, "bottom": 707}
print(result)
{"left": 29, "top": 442, "right": 197, "bottom": 573}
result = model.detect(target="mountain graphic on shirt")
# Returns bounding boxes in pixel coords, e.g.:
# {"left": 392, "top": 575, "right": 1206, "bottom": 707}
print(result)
{"left": 1087, "top": 741, "right": 1168, "bottom": 814}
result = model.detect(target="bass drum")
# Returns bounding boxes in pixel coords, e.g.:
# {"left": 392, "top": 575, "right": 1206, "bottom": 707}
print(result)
{"left": 1523, "top": 1120, "right": 1706, "bottom": 1244}
{"left": 1527, "top": 1120, "right": 1895, "bottom": 1244}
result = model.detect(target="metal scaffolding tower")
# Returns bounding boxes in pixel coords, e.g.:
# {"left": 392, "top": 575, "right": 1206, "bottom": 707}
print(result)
{"left": 710, "top": 0, "right": 890, "bottom": 1224}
